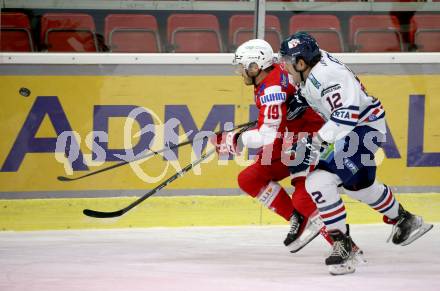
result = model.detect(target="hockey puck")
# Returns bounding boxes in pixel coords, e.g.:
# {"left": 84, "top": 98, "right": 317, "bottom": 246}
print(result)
{"left": 19, "top": 87, "right": 31, "bottom": 97}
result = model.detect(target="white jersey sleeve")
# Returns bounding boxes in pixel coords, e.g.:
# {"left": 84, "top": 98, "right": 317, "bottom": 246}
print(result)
{"left": 241, "top": 125, "right": 278, "bottom": 148}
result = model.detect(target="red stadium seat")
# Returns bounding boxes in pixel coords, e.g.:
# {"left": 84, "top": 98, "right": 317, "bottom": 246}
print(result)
{"left": 41, "top": 13, "right": 98, "bottom": 52}
{"left": 167, "top": 14, "right": 222, "bottom": 53}
{"left": 0, "top": 12, "right": 33, "bottom": 52}
{"left": 229, "top": 14, "right": 282, "bottom": 52}
{"left": 289, "top": 14, "right": 344, "bottom": 52}
{"left": 373, "top": 0, "right": 417, "bottom": 2}
{"left": 349, "top": 15, "right": 403, "bottom": 52}
{"left": 105, "top": 14, "right": 160, "bottom": 52}
{"left": 410, "top": 14, "right": 440, "bottom": 52}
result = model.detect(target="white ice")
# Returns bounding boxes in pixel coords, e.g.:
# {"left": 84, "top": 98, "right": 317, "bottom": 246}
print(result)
{"left": 0, "top": 224, "right": 439, "bottom": 291}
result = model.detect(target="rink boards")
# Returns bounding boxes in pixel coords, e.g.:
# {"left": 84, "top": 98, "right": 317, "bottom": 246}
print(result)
{"left": 1, "top": 194, "right": 440, "bottom": 231}
{"left": 0, "top": 57, "right": 439, "bottom": 230}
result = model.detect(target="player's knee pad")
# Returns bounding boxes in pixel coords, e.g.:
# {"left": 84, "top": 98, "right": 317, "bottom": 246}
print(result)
{"left": 237, "top": 170, "right": 249, "bottom": 194}
{"left": 237, "top": 169, "right": 261, "bottom": 198}
{"left": 256, "top": 181, "right": 282, "bottom": 208}
{"left": 305, "top": 169, "right": 341, "bottom": 196}
{"left": 342, "top": 169, "right": 375, "bottom": 191}
{"left": 342, "top": 180, "right": 384, "bottom": 204}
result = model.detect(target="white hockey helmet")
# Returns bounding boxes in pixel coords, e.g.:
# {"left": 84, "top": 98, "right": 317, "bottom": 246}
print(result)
{"left": 233, "top": 39, "right": 275, "bottom": 71}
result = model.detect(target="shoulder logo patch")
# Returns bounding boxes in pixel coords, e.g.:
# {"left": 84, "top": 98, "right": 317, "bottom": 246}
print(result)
{"left": 308, "top": 73, "right": 321, "bottom": 89}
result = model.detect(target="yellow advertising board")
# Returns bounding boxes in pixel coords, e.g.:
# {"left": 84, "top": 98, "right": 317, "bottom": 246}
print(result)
{"left": 1, "top": 74, "right": 440, "bottom": 230}
{"left": 1, "top": 75, "right": 439, "bottom": 193}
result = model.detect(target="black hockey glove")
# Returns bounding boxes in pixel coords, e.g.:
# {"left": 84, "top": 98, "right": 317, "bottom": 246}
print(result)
{"left": 287, "top": 134, "right": 328, "bottom": 174}
{"left": 286, "top": 89, "right": 308, "bottom": 121}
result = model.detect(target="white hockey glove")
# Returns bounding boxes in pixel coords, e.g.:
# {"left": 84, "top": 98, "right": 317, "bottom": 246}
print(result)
{"left": 211, "top": 131, "right": 244, "bottom": 155}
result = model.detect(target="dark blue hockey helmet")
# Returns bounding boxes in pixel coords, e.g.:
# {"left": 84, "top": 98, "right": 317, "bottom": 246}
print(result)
{"left": 280, "top": 32, "right": 321, "bottom": 65}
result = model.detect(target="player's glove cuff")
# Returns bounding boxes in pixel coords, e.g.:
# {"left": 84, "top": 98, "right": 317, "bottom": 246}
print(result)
{"left": 211, "top": 131, "right": 243, "bottom": 155}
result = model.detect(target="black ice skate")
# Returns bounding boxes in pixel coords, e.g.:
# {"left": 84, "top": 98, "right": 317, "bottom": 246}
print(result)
{"left": 284, "top": 210, "right": 304, "bottom": 246}
{"left": 386, "top": 205, "right": 433, "bottom": 246}
{"left": 325, "top": 229, "right": 355, "bottom": 275}
{"left": 284, "top": 210, "right": 321, "bottom": 253}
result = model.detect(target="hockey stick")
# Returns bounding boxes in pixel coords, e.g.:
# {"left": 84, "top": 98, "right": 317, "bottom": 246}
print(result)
{"left": 58, "top": 120, "right": 256, "bottom": 182}
{"left": 83, "top": 148, "right": 217, "bottom": 218}
{"left": 82, "top": 122, "right": 255, "bottom": 218}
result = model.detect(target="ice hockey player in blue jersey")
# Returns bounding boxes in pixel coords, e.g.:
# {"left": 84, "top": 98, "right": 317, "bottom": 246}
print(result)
{"left": 279, "top": 32, "right": 433, "bottom": 275}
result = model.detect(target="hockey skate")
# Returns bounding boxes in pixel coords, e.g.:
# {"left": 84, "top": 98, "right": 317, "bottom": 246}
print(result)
{"left": 385, "top": 205, "right": 433, "bottom": 246}
{"left": 285, "top": 210, "right": 322, "bottom": 253}
{"left": 284, "top": 210, "right": 304, "bottom": 246}
{"left": 326, "top": 229, "right": 356, "bottom": 275}
{"left": 328, "top": 224, "right": 367, "bottom": 265}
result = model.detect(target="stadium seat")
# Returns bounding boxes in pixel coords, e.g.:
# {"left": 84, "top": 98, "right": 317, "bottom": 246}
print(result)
{"left": 0, "top": 12, "right": 33, "bottom": 52}
{"left": 410, "top": 14, "right": 440, "bottom": 52}
{"left": 167, "top": 14, "right": 222, "bottom": 53}
{"left": 373, "top": 0, "right": 417, "bottom": 2}
{"left": 41, "top": 13, "right": 98, "bottom": 52}
{"left": 349, "top": 15, "right": 403, "bottom": 52}
{"left": 105, "top": 14, "right": 161, "bottom": 52}
{"left": 229, "top": 14, "right": 282, "bottom": 52}
{"left": 289, "top": 14, "right": 344, "bottom": 52}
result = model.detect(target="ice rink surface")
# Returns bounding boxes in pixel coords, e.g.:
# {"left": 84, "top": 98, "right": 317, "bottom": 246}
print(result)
{"left": 0, "top": 224, "right": 439, "bottom": 291}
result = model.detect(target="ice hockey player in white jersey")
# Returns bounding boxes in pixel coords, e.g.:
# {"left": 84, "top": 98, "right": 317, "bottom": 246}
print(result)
{"left": 279, "top": 32, "right": 433, "bottom": 275}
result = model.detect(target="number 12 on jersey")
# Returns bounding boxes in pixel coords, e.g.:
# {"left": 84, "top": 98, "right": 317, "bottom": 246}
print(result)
{"left": 326, "top": 93, "right": 342, "bottom": 111}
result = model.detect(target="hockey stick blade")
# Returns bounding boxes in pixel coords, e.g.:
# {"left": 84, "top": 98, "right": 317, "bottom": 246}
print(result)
{"left": 83, "top": 208, "right": 125, "bottom": 218}
{"left": 82, "top": 148, "right": 217, "bottom": 218}
{"left": 82, "top": 123, "right": 255, "bottom": 218}
{"left": 57, "top": 176, "right": 75, "bottom": 182}
{"left": 58, "top": 120, "right": 256, "bottom": 182}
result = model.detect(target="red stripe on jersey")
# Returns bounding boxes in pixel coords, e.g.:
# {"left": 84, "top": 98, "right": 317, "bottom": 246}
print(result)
{"left": 351, "top": 113, "right": 359, "bottom": 119}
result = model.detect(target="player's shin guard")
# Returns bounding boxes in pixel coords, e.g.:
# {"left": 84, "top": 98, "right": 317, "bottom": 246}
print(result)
{"left": 256, "top": 181, "right": 293, "bottom": 221}
{"left": 306, "top": 170, "right": 347, "bottom": 234}
{"left": 291, "top": 177, "right": 317, "bottom": 218}
{"left": 343, "top": 182, "right": 399, "bottom": 220}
